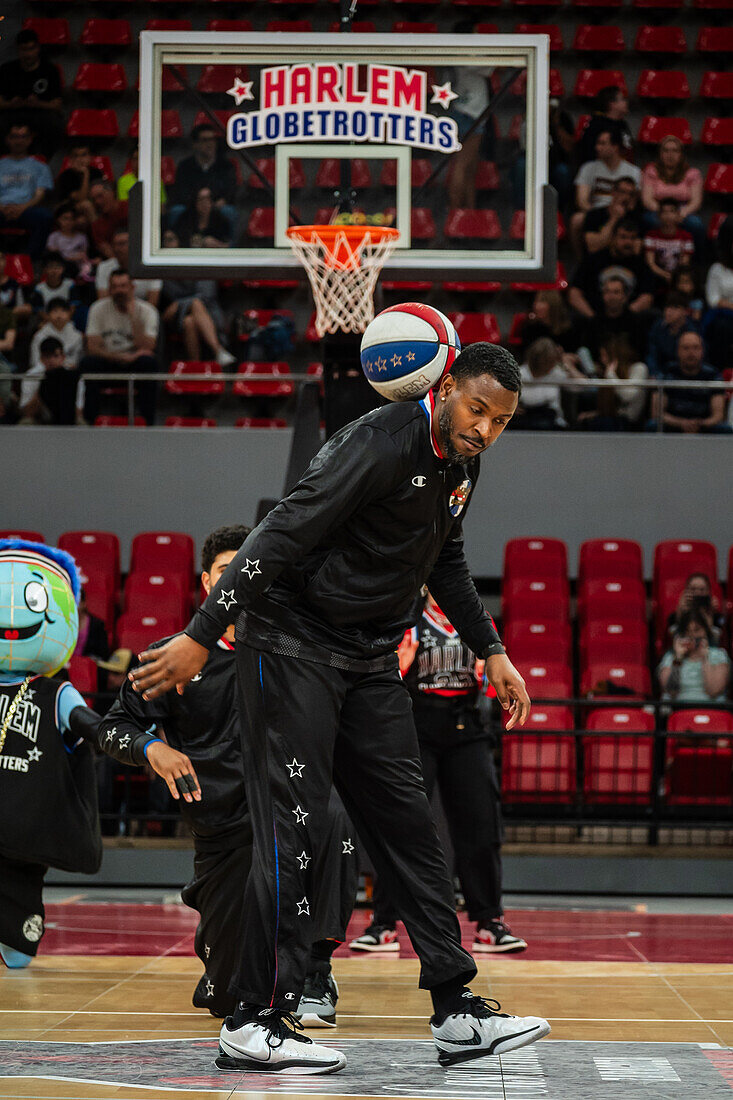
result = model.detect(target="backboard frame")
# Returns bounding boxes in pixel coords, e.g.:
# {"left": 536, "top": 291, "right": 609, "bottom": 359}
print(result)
{"left": 130, "top": 31, "right": 555, "bottom": 282}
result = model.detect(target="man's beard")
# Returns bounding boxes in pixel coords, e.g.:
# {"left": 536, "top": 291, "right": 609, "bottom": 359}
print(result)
{"left": 437, "top": 402, "right": 470, "bottom": 466}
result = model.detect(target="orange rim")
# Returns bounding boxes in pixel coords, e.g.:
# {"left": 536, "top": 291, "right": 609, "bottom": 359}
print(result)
{"left": 286, "top": 224, "right": 399, "bottom": 245}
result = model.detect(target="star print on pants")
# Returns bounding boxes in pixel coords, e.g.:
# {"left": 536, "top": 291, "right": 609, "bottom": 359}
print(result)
{"left": 297, "top": 896, "right": 310, "bottom": 916}
{"left": 292, "top": 805, "right": 309, "bottom": 825}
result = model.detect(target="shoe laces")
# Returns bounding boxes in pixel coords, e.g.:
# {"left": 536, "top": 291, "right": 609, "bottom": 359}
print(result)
{"left": 459, "top": 994, "right": 509, "bottom": 1021}
{"left": 258, "top": 1009, "right": 311, "bottom": 1048}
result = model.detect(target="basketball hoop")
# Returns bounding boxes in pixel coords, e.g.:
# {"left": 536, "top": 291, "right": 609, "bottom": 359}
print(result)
{"left": 286, "top": 224, "right": 399, "bottom": 338}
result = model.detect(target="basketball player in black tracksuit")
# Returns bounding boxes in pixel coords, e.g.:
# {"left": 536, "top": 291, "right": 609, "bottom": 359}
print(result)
{"left": 130, "top": 344, "right": 550, "bottom": 1075}
{"left": 99, "top": 525, "right": 357, "bottom": 1023}
{"left": 351, "top": 592, "right": 527, "bottom": 956}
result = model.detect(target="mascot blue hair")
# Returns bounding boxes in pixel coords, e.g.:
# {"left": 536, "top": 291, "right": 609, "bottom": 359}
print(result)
{"left": 0, "top": 539, "right": 102, "bottom": 968}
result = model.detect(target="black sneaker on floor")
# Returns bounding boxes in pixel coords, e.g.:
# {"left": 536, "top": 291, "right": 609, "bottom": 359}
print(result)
{"left": 348, "top": 922, "right": 399, "bottom": 952}
{"left": 473, "top": 919, "right": 528, "bottom": 954}
{"left": 294, "top": 968, "right": 339, "bottom": 1027}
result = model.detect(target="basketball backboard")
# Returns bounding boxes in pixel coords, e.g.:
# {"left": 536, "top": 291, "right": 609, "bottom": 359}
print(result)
{"left": 132, "top": 32, "right": 554, "bottom": 281}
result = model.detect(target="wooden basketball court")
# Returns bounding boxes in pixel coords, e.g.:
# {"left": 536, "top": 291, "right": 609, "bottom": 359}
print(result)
{"left": 2, "top": 898, "right": 732, "bottom": 1099}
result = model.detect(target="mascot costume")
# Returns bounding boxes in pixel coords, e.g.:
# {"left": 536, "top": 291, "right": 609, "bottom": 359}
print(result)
{"left": 0, "top": 539, "right": 102, "bottom": 967}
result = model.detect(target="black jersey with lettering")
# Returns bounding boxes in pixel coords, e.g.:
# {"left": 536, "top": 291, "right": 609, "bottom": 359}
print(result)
{"left": 98, "top": 637, "right": 248, "bottom": 850}
{"left": 403, "top": 605, "right": 479, "bottom": 698}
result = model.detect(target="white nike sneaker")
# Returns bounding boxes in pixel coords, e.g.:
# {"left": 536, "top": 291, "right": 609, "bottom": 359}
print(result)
{"left": 294, "top": 969, "right": 339, "bottom": 1027}
{"left": 217, "top": 1007, "right": 346, "bottom": 1075}
{"left": 431, "top": 993, "right": 550, "bottom": 1067}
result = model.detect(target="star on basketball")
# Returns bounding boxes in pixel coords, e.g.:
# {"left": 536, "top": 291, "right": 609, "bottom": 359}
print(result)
{"left": 286, "top": 758, "right": 305, "bottom": 779}
{"left": 297, "top": 896, "right": 310, "bottom": 916}
{"left": 431, "top": 81, "right": 458, "bottom": 109}
{"left": 241, "top": 559, "right": 262, "bottom": 580}
{"left": 377, "top": 357, "right": 387, "bottom": 372}
{"left": 217, "top": 589, "right": 237, "bottom": 611}
{"left": 391, "top": 354, "right": 402, "bottom": 367}
{"left": 27, "top": 746, "right": 42, "bottom": 763}
{"left": 292, "top": 805, "right": 309, "bottom": 825}
{"left": 342, "top": 838, "right": 355, "bottom": 855}
{"left": 297, "top": 850, "right": 311, "bottom": 870}
{"left": 227, "top": 77, "right": 254, "bottom": 106}
{"left": 407, "top": 351, "right": 415, "bottom": 362}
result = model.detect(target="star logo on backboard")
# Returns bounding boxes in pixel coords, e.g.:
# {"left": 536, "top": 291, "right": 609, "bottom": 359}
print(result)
{"left": 227, "top": 77, "right": 254, "bottom": 106}
{"left": 241, "top": 559, "right": 261, "bottom": 580}
{"left": 292, "top": 805, "right": 309, "bottom": 825}
{"left": 297, "top": 896, "right": 310, "bottom": 917}
{"left": 431, "top": 81, "right": 458, "bottom": 109}
{"left": 342, "top": 838, "right": 355, "bottom": 855}
{"left": 27, "top": 746, "right": 42, "bottom": 763}
{"left": 286, "top": 758, "right": 305, "bottom": 779}
{"left": 217, "top": 589, "right": 237, "bottom": 611}
{"left": 297, "top": 850, "right": 311, "bottom": 870}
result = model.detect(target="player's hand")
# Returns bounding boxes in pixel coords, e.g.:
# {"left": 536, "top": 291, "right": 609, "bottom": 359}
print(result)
{"left": 397, "top": 630, "right": 419, "bottom": 676}
{"left": 485, "top": 653, "right": 531, "bottom": 730}
{"left": 146, "top": 741, "right": 202, "bottom": 802}
{"left": 128, "top": 633, "right": 208, "bottom": 699}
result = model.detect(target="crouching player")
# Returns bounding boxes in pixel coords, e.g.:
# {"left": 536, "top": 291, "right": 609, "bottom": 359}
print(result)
{"left": 98, "top": 525, "right": 357, "bottom": 1025}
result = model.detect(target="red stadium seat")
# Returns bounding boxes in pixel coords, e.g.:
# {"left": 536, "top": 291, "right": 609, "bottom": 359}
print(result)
{"left": 128, "top": 110, "right": 182, "bottom": 140}
{"left": 315, "top": 159, "right": 372, "bottom": 189}
{"left": 191, "top": 110, "right": 234, "bottom": 133}
{"left": 496, "top": 69, "right": 564, "bottom": 98}
{"left": 444, "top": 209, "right": 502, "bottom": 242}
{"left": 94, "top": 416, "right": 145, "bottom": 426}
{"left": 23, "top": 17, "right": 70, "bottom": 45}
{"left": 518, "top": 705, "right": 575, "bottom": 732}
{"left": 77, "top": 571, "right": 115, "bottom": 633}
{"left": 636, "top": 70, "right": 691, "bottom": 100}
{"left": 61, "top": 154, "right": 113, "bottom": 180}
{"left": 501, "top": 735, "right": 576, "bottom": 803}
{"left": 165, "top": 417, "right": 218, "bottom": 428}
{"left": 701, "top": 118, "right": 733, "bottom": 146}
{"left": 667, "top": 709, "right": 733, "bottom": 735}
{"left": 0, "top": 529, "right": 45, "bottom": 543}
{"left": 572, "top": 0, "right": 622, "bottom": 8}
{"left": 58, "top": 531, "right": 120, "bottom": 592}
{"left": 250, "top": 158, "right": 305, "bottom": 190}
{"left": 116, "top": 611, "right": 182, "bottom": 653}
{"left": 514, "top": 24, "right": 564, "bottom": 52}
{"left": 448, "top": 312, "right": 501, "bottom": 345}
{"left": 3, "top": 254, "right": 34, "bottom": 286}
{"left": 665, "top": 746, "right": 733, "bottom": 805}
{"left": 73, "top": 62, "right": 127, "bottom": 93}
{"left": 578, "top": 579, "right": 647, "bottom": 624}
{"left": 130, "top": 532, "right": 195, "bottom": 577}
{"left": 502, "top": 577, "right": 570, "bottom": 622}
{"left": 510, "top": 262, "right": 568, "bottom": 293}
{"left": 235, "top": 417, "right": 289, "bottom": 429}
{"left": 586, "top": 707, "right": 656, "bottom": 733}
{"left": 266, "top": 20, "right": 314, "bottom": 32}
{"left": 503, "top": 619, "right": 572, "bottom": 664}
{"left": 165, "top": 361, "right": 225, "bottom": 396}
{"left": 391, "top": 21, "right": 439, "bottom": 32}
{"left": 634, "top": 0, "right": 683, "bottom": 8}
{"left": 523, "top": 661, "right": 574, "bottom": 700}
{"left": 445, "top": 160, "right": 499, "bottom": 193}
{"left": 696, "top": 0, "right": 733, "bottom": 8}
{"left": 440, "top": 280, "right": 500, "bottom": 294}
{"left": 700, "top": 72, "right": 733, "bottom": 99}
{"left": 705, "top": 164, "right": 733, "bottom": 194}
{"left": 635, "top": 26, "right": 687, "bottom": 54}
{"left": 698, "top": 27, "right": 733, "bottom": 55}
{"left": 233, "top": 363, "right": 295, "bottom": 399}
{"left": 574, "top": 70, "right": 628, "bottom": 99}
{"left": 124, "top": 572, "right": 190, "bottom": 622}
{"left": 578, "top": 539, "right": 644, "bottom": 583}
{"left": 583, "top": 735, "right": 654, "bottom": 804}
{"left": 197, "top": 65, "right": 250, "bottom": 95}
{"left": 207, "top": 20, "right": 254, "bottom": 32}
{"left": 580, "top": 661, "right": 652, "bottom": 699}
{"left": 160, "top": 156, "right": 176, "bottom": 186}
{"left": 66, "top": 110, "right": 119, "bottom": 139}
{"left": 80, "top": 17, "right": 132, "bottom": 45}
{"left": 708, "top": 213, "right": 728, "bottom": 240}
{"left": 380, "top": 159, "right": 432, "bottom": 188}
{"left": 573, "top": 26, "right": 625, "bottom": 53}
{"left": 580, "top": 619, "right": 649, "bottom": 665}
{"left": 512, "top": 0, "right": 562, "bottom": 9}
{"left": 503, "top": 536, "right": 568, "bottom": 582}
{"left": 146, "top": 18, "right": 192, "bottom": 30}
{"left": 67, "top": 656, "right": 98, "bottom": 699}
{"left": 507, "top": 312, "right": 527, "bottom": 347}
{"left": 637, "top": 116, "right": 692, "bottom": 145}
{"left": 654, "top": 540, "right": 718, "bottom": 596}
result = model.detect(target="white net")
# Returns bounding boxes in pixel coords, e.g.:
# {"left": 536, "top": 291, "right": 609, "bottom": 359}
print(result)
{"left": 287, "top": 226, "right": 399, "bottom": 337}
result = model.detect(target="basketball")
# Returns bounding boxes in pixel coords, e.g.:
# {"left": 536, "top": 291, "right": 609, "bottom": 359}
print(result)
{"left": 360, "top": 304, "right": 461, "bottom": 402}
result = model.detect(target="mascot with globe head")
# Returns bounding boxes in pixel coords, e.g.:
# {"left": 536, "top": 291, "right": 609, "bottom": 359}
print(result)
{"left": 0, "top": 539, "right": 102, "bottom": 967}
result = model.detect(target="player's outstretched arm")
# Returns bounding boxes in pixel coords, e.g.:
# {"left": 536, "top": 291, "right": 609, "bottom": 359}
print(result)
{"left": 484, "top": 653, "right": 531, "bottom": 730}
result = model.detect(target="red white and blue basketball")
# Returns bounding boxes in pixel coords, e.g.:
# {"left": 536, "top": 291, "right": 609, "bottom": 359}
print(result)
{"left": 360, "top": 303, "right": 461, "bottom": 402}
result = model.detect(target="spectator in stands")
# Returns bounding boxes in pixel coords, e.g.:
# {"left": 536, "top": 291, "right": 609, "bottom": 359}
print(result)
{"left": 173, "top": 187, "right": 232, "bottom": 249}
{"left": 0, "top": 124, "right": 54, "bottom": 259}
{"left": 658, "top": 610, "right": 730, "bottom": 704}
{"left": 55, "top": 146, "right": 104, "bottom": 227}
{"left": 96, "top": 229, "right": 161, "bottom": 307}
{"left": 18, "top": 336, "right": 79, "bottom": 425}
{"left": 570, "top": 219, "right": 654, "bottom": 320}
{"left": 644, "top": 199, "right": 694, "bottom": 294}
{"left": 583, "top": 177, "right": 641, "bottom": 255}
{"left": 0, "top": 292, "right": 18, "bottom": 376}
{"left": 170, "top": 124, "right": 237, "bottom": 230}
{"left": 668, "top": 574, "right": 726, "bottom": 648}
{"left": 646, "top": 291, "right": 698, "bottom": 377}
{"left": 29, "top": 252, "right": 75, "bottom": 318}
{"left": 577, "top": 275, "right": 651, "bottom": 362}
{"left": 514, "top": 337, "right": 585, "bottom": 430}
{"left": 89, "top": 181, "right": 128, "bottom": 260}
{"left": 673, "top": 267, "right": 704, "bottom": 326}
{"left": 80, "top": 269, "right": 160, "bottom": 426}
{"left": 576, "top": 85, "right": 633, "bottom": 168}
{"left": 577, "top": 334, "right": 648, "bottom": 430}
{"left": 28, "top": 296, "right": 83, "bottom": 384}
{"left": 73, "top": 589, "right": 110, "bottom": 662}
{"left": 519, "top": 290, "right": 583, "bottom": 361}
{"left": 0, "top": 248, "right": 31, "bottom": 323}
{"left": 647, "top": 331, "right": 730, "bottom": 433}
{"left": 641, "top": 137, "right": 704, "bottom": 257}
{"left": 159, "top": 234, "right": 234, "bottom": 365}
{"left": 571, "top": 129, "right": 641, "bottom": 255}
{"left": 0, "top": 30, "right": 64, "bottom": 159}
{"left": 703, "top": 235, "right": 733, "bottom": 373}
{"left": 45, "top": 202, "right": 95, "bottom": 281}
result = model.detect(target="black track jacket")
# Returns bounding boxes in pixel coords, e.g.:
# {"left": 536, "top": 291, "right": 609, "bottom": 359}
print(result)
{"left": 186, "top": 395, "right": 504, "bottom": 666}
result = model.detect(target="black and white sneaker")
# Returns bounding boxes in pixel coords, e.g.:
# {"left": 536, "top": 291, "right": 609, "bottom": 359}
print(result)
{"left": 431, "top": 993, "right": 550, "bottom": 1067}
{"left": 217, "top": 1005, "right": 346, "bottom": 1075}
{"left": 349, "top": 922, "right": 399, "bottom": 952}
{"left": 294, "top": 969, "right": 339, "bottom": 1028}
{"left": 473, "top": 920, "right": 528, "bottom": 954}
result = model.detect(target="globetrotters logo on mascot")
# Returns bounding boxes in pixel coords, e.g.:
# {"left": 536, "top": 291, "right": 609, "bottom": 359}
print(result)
{"left": 226, "top": 63, "right": 461, "bottom": 152}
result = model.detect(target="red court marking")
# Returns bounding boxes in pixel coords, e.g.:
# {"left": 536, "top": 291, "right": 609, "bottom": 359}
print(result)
{"left": 703, "top": 1051, "right": 733, "bottom": 1089}
{"left": 37, "top": 904, "right": 733, "bottom": 964}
